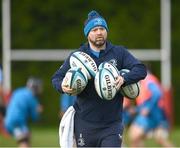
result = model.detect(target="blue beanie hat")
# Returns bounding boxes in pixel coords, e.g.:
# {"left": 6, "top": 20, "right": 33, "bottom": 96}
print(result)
{"left": 84, "top": 10, "right": 108, "bottom": 37}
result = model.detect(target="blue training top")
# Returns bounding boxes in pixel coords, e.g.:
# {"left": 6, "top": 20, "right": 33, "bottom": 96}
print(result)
{"left": 137, "top": 82, "right": 167, "bottom": 122}
{"left": 52, "top": 41, "right": 147, "bottom": 123}
{"left": 4, "top": 87, "right": 41, "bottom": 126}
{"left": 60, "top": 93, "right": 76, "bottom": 112}
{"left": 0, "top": 67, "right": 3, "bottom": 84}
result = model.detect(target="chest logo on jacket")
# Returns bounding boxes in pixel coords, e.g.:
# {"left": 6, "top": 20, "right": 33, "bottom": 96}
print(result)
{"left": 108, "top": 59, "right": 117, "bottom": 67}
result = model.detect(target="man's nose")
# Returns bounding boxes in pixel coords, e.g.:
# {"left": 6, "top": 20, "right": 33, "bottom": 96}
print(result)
{"left": 96, "top": 29, "right": 102, "bottom": 34}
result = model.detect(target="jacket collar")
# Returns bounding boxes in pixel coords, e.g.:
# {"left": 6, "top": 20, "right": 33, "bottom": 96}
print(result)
{"left": 80, "top": 41, "right": 114, "bottom": 54}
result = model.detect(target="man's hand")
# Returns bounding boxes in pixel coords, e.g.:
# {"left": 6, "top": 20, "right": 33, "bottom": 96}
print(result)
{"left": 62, "top": 85, "right": 76, "bottom": 94}
{"left": 115, "top": 75, "right": 124, "bottom": 90}
{"left": 61, "top": 77, "right": 76, "bottom": 94}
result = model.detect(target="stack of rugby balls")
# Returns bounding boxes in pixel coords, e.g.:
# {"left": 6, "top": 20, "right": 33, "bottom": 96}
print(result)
{"left": 119, "top": 69, "right": 140, "bottom": 99}
{"left": 94, "top": 62, "right": 119, "bottom": 100}
{"left": 65, "top": 51, "right": 140, "bottom": 99}
{"left": 63, "top": 51, "right": 98, "bottom": 95}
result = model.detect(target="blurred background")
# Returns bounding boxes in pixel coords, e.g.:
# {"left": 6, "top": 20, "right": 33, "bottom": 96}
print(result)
{"left": 0, "top": 0, "right": 180, "bottom": 147}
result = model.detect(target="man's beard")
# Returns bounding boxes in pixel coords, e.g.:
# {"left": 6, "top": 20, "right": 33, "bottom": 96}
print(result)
{"left": 89, "top": 37, "right": 106, "bottom": 48}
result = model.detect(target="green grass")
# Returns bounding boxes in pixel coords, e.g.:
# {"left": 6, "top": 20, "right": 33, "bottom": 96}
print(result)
{"left": 0, "top": 126, "right": 180, "bottom": 147}
{"left": 0, "top": 126, "right": 59, "bottom": 147}
{"left": 123, "top": 126, "right": 180, "bottom": 147}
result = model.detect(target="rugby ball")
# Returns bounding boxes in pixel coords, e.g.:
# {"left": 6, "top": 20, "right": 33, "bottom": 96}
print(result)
{"left": 94, "top": 68, "right": 117, "bottom": 100}
{"left": 98, "top": 62, "right": 119, "bottom": 78}
{"left": 119, "top": 69, "right": 140, "bottom": 99}
{"left": 70, "top": 51, "right": 98, "bottom": 79}
{"left": 62, "top": 67, "right": 88, "bottom": 95}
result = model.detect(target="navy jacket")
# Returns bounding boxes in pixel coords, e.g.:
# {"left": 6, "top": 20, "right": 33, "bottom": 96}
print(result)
{"left": 52, "top": 41, "right": 147, "bottom": 123}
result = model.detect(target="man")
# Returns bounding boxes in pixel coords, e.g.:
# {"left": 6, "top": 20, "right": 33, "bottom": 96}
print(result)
{"left": 128, "top": 71, "right": 174, "bottom": 147}
{"left": 52, "top": 10, "right": 146, "bottom": 147}
{"left": 4, "top": 77, "right": 43, "bottom": 148}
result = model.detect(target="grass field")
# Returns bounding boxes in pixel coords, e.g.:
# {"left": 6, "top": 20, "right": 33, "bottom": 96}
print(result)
{"left": 0, "top": 126, "right": 180, "bottom": 147}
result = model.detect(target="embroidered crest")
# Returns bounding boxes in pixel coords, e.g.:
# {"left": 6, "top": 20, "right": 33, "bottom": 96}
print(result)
{"left": 108, "top": 59, "right": 117, "bottom": 67}
{"left": 119, "top": 134, "right": 122, "bottom": 139}
{"left": 94, "top": 18, "right": 103, "bottom": 26}
{"left": 77, "top": 133, "right": 85, "bottom": 146}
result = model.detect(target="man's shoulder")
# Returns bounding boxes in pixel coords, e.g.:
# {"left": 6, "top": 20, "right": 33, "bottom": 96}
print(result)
{"left": 68, "top": 44, "right": 87, "bottom": 54}
{"left": 113, "top": 44, "right": 127, "bottom": 50}
{"left": 79, "top": 43, "right": 88, "bottom": 51}
{"left": 13, "top": 87, "right": 26, "bottom": 93}
{"left": 107, "top": 42, "right": 127, "bottom": 50}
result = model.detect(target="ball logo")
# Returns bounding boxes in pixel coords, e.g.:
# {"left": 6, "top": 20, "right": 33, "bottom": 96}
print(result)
{"left": 105, "top": 74, "right": 112, "bottom": 99}
{"left": 126, "top": 85, "right": 135, "bottom": 95}
{"left": 76, "top": 79, "right": 82, "bottom": 93}
{"left": 71, "top": 61, "right": 77, "bottom": 67}
{"left": 79, "top": 52, "right": 97, "bottom": 72}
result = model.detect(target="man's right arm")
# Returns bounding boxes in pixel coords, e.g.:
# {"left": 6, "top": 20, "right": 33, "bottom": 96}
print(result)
{"left": 51, "top": 56, "right": 71, "bottom": 93}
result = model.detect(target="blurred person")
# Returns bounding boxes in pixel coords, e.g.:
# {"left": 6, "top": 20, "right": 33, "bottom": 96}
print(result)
{"left": 59, "top": 93, "right": 76, "bottom": 118}
{"left": 0, "top": 64, "right": 4, "bottom": 108}
{"left": 122, "top": 98, "right": 137, "bottom": 147}
{"left": 52, "top": 10, "right": 146, "bottom": 147}
{"left": 0, "top": 64, "right": 9, "bottom": 138}
{"left": 122, "top": 98, "right": 136, "bottom": 127}
{"left": 4, "top": 77, "right": 43, "bottom": 148}
{"left": 0, "top": 64, "right": 3, "bottom": 104}
{"left": 128, "top": 70, "right": 174, "bottom": 147}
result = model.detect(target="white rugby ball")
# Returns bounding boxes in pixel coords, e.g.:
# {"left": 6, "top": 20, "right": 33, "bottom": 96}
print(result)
{"left": 62, "top": 67, "right": 88, "bottom": 95}
{"left": 70, "top": 51, "right": 98, "bottom": 79}
{"left": 94, "top": 68, "right": 117, "bottom": 100}
{"left": 119, "top": 69, "right": 140, "bottom": 99}
{"left": 98, "top": 62, "right": 119, "bottom": 78}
